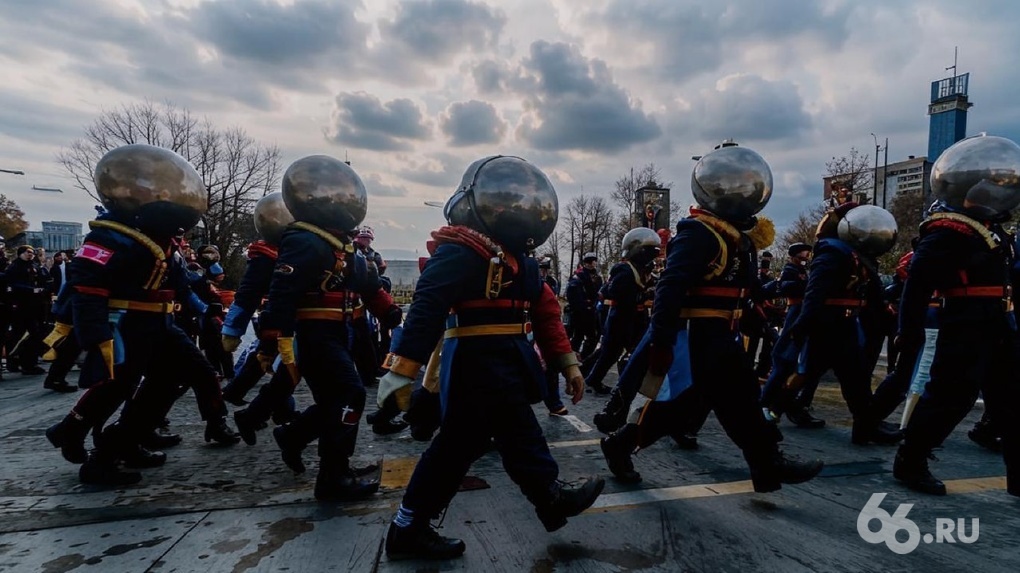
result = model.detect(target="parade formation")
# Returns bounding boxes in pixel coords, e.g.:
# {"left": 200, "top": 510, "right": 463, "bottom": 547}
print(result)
{"left": 3, "top": 132, "right": 1019, "bottom": 566}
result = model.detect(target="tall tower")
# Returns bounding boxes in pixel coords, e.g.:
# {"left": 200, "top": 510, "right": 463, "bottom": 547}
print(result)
{"left": 927, "top": 59, "right": 972, "bottom": 161}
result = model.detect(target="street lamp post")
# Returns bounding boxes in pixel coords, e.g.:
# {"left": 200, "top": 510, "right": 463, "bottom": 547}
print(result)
{"left": 871, "top": 133, "right": 880, "bottom": 206}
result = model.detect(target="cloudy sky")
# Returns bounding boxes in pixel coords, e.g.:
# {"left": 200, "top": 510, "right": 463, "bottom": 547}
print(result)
{"left": 3, "top": 0, "right": 1020, "bottom": 260}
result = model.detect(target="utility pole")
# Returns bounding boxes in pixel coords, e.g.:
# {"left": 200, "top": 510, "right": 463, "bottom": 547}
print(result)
{"left": 882, "top": 137, "right": 889, "bottom": 209}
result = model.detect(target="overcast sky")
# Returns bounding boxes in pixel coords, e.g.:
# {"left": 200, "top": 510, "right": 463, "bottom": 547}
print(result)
{"left": 3, "top": 0, "right": 1020, "bottom": 260}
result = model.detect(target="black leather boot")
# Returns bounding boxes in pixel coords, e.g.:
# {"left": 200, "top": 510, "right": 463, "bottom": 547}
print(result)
{"left": 786, "top": 407, "right": 826, "bottom": 429}
{"left": 233, "top": 409, "right": 261, "bottom": 446}
{"left": 314, "top": 462, "right": 381, "bottom": 502}
{"left": 119, "top": 444, "right": 167, "bottom": 469}
{"left": 535, "top": 476, "right": 606, "bottom": 532}
{"left": 43, "top": 378, "right": 78, "bottom": 393}
{"left": 205, "top": 417, "right": 241, "bottom": 445}
{"left": 893, "top": 446, "right": 946, "bottom": 496}
{"left": 750, "top": 450, "right": 824, "bottom": 493}
{"left": 46, "top": 415, "right": 90, "bottom": 464}
{"left": 593, "top": 389, "right": 628, "bottom": 435}
{"left": 967, "top": 417, "right": 1003, "bottom": 452}
{"left": 385, "top": 521, "right": 466, "bottom": 560}
{"left": 140, "top": 426, "right": 182, "bottom": 450}
{"left": 79, "top": 451, "right": 142, "bottom": 486}
{"left": 852, "top": 418, "right": 903, "bottom": 445}
{"left": 600, "top": 424, "right": 641, "bottom": 484}
{"left": 273, "top": 424, "right": 308, "bottom": 474}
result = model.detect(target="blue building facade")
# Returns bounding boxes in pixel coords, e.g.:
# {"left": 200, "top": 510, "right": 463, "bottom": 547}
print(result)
{"left": 927, "top": 73, "right": 972, "bottom": 162}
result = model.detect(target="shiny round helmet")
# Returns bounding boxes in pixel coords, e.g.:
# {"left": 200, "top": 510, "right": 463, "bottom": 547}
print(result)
{"left": 620, "top": 227, "right": 661, "bottom": 261}
{"left": 444, "top": 156, "right": 558, "bottom": 252}
{"left": 691, "top": 144, "right": 773, "bottom": 222}
{"left": 836, "top": 205, "right": 898, "bottom": 257}
{"left": 93, "top": 143, "right": 207, "bottom": 236}
{"left": 282, "top": 155, "right": 367, "bottom": 231}
{"left": 253, "top": 192, "right": 294, "bottom": 246}
{"left": 930, "top": 134, "right": 1020, "bottom": 220}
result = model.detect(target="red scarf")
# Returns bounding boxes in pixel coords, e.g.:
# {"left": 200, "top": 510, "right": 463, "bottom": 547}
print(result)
{"left": 429, "top": 225, "right": 519, "bottom": 273}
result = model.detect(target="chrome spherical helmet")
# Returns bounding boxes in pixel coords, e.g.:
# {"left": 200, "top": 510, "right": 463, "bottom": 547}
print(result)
{"left": 93, "top": 143, "right": 207, "bottom": 236}
{"left": 444, "top": 156, "right": 558, "bottom": 252}
{"left": 931, "top": 134, "right": 1020, "bottom": 220}
{"left": 253, "top": 192, "right": 294, "bottom": 246}
{"left": 691, "top": 144, "right": 773, "bottom": 222}
{"left": 620, "top": 227, "right": 661, "bottom": 260}
{"left": 837, "top": 205, "right": 898, "bottom": 257}
{"left": 282, "top": 155, "right": 367, "bottom": 231}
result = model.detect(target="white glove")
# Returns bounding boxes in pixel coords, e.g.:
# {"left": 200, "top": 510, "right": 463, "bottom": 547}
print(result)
{"left": 377, "top": 371, "right": 415, "bottom": 410}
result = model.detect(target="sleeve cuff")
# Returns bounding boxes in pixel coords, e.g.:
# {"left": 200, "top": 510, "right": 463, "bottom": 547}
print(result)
{"left": 554, "top": 352, "right": 580, "bottom": 370}
{"left": 390, "top": 355, "right": 424, "bottom": 378}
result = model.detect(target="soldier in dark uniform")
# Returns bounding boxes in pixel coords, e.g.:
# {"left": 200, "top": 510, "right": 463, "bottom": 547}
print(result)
{"left": 256, "top": 155, "right": 402, "bottom": 498}
{"left": 0, "top": 236, "right": 10, "bottom": 378}
{"left": 221, "top": 191, "right": 297, "bottom": 437}
{"left": 600, "top": 143, "right": 823, "bottom": 489}
{"left": 894, "top": 135, "right": 1020, "bottom": 497}
{"left": 763, "top": 204, "right": 902, "bottom": 445}
{"left": 377, "top": 156, "right": 603, "bottom": 560}
{"left": 583, "top": 228, "right": 660, "bottom": 397}
{"left": 44, "top": 144, "right": 236, "bottom": 485}
{"left": 190, "top": 245, "right": 233, "bottom": 379}
{"left": 5, "top": 245, "right": 47, "bottom": 375}
{"left": 565, "top": 253, "right": 600, "bottom": 360}
{"left": 758, "top": 242, "right": 820, "bottom": 427}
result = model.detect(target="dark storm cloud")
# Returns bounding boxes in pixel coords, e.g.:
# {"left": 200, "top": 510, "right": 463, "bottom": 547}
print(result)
{"left": 472, "top": 60, "right": 509, "bottom": 94}
{"left": 592, "top": 0, "right": 852, "bottom": 82}
{"left": 192, "top": 0, "right": 368, "bottom": 66}
{"left": 378, "top": 0, "right": 507, "bottom": 63}
{"left": 511, "top": 41, "right": 660, "bottom": 152}
{"left": 683, "top": 74, "right": 812, "bottom": 142}
{"left": 326, "top": 92, "right": 432, "bottom": 152}
{"left": 440, "top": 101, "right": 506, "bottom": 146}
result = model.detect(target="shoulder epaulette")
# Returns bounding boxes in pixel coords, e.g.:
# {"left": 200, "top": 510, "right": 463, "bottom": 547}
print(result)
{"left": 922, "top": 212, "right": 1000, "bottom": 250}
{"left": 88, "top": 220, "right": 167, "bottom": 289}
{"left": 689, "top": 213, "right": 741, "bottom": 280}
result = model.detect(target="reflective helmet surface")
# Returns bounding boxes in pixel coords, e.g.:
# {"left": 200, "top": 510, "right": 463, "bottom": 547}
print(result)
{"left": 836, "top": 205, "right": 898, "bottom": 257}
{"left": 691, "top": 145, "right": 773, "bottom": 222}
{"left": 444, "top": 156, "right": 558, "bottom": 252}
{"left": 620, "top": 227, "right": 661, "bottom": 260}
{"left": 94, "top": 143, "right": 207, "bottom": 236}
{"left": 931, "top": 134, "right": 1020, "bottom": 219}
{"left": 253, "top": 192, "right": 294, "bottom": 246}
{"left": 282, "top": 155, "right": 367, "bottom": 231}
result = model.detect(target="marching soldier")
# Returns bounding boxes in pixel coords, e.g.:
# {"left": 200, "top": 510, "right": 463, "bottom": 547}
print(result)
{"left": 256, "top": 155, "right": 402, "bottom": 497}
{"left": 45, "top": 144, "right": 236, "bottom": 485}
{"left": 894, "top": 135, "right": 1020, "bottom": 496}
{"left": 377, "top": 156, "right": 603, "bottom": 560}
{"left": 600, "top": 143, "right": 823, "bottom": 489}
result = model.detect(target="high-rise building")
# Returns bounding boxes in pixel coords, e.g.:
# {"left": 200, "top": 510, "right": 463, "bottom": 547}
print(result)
{"left": 927, "top": 72, "right": 972, "bottom": 162}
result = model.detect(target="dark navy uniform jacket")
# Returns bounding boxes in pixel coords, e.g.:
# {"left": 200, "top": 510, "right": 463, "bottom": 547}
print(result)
{"left": 392, "top": 242, "right": 571, "bottom": 411}
{"left": 899, "top": 217, "right": 1015, "bottom": 339}
{"left": 258, "top": 227, "right": 396, "bottom": 340}
{"left": 602, "top": 261, "right": 645, "bottom": 339}
{"left": 68, "top": 214, "right": 202, "bottom": 350}
{"left": 786, "top": 238, "right": 881, "bottom": 339}
{"left": 565, "top": 267, "right": 599, "bottom": 314}
{"left": 222, "top": 241, "right": 277, "bottom": 338}
{"left": 649, "top": 218, "right": 756, "bottom": 348}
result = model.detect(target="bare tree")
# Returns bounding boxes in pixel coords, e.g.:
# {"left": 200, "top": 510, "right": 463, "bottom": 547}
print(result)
{"left": 57, "top": 100, "right": 282, "bottom": 287}
{"left": 879, "top": 190, "right": 927, "bottom": 273}
{"left": 825, "top": 147, "right": 874, "bottom": 206}
{"left": 564, "top": 194, "right": 615, "bottom": 275}
{"left": 774, "top": 202, "right": 828, "bottom": 260}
